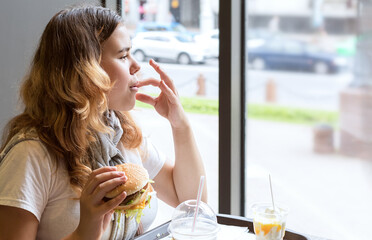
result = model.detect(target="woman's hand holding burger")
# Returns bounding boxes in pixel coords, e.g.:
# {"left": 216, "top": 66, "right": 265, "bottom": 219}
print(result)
{"left": 71, "top": 166, "right": 128, "bottom": 240}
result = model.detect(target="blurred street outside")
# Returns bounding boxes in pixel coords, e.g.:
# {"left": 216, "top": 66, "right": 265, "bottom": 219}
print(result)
{"left": 131, "top": 107, "right": 372, "bottom": 240}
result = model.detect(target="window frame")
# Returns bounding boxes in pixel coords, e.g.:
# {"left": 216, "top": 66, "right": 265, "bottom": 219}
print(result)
{"left": 218, "top": 0, "right": 247, "bottom": 216}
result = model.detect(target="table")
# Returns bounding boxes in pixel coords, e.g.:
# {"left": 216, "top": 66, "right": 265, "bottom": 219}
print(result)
{"left": 134, "top": 213, "right": 318, "bottom": 240}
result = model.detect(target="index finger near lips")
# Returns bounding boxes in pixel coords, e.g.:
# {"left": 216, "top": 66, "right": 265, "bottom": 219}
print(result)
{"left": 149, "top": 59, "right": 176, "bottom": 91}
{"left": 137, "top": 78, "right": 161, "bottom": 88}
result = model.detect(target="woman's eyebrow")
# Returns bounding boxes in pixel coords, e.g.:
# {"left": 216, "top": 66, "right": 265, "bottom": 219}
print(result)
{"left": 118, "top": 47, "right": 131, "bottom": 54}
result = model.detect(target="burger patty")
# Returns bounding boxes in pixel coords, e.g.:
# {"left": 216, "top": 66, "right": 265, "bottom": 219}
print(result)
{"left": 120, "top": 190, "right": 142, "bottom": 206}
{"left": 103, "top": 183, "right": 148, "bottom": 205}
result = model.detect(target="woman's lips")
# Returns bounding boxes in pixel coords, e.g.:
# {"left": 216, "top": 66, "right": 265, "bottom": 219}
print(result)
{"left": 130, "top": 82, "right": 139, "bottom": 92}
{"left": 130, "top": 86, "right": 138, "bottom": 92}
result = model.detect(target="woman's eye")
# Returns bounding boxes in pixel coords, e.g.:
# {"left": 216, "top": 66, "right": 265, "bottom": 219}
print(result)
{"left": 120, "top": 55, "right": 128, "bottom": 60}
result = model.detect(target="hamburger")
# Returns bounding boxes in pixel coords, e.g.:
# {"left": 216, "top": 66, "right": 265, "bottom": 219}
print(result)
{"left": 105, "top": 163, "right": 154, "bottom": 222}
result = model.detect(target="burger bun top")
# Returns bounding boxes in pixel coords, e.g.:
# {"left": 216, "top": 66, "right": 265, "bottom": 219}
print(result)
{"left": 105, "top": 163, "right": 149, "bottom": 198}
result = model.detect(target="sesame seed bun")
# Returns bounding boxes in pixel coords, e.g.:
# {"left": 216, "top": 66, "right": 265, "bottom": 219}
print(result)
{"left": 105, "top": 163, "right": 150, "bottom": 198}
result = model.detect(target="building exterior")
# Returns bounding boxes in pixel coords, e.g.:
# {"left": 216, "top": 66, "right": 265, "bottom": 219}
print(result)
{"left": 121, "top": 0, "right": 218, "bottom": 30}
{"left": 248, "top": 0, "right": 358, "bottom": 34}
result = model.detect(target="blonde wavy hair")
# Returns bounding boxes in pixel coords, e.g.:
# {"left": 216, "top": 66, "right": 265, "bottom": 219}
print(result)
{"left": 1, "top": 5, "right": 142, "bottom": 193}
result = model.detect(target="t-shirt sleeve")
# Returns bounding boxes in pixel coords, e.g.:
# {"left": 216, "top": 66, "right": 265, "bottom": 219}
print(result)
{"left": 0, "top": 140, "right": 52, "bottom": 222}
{"left": 140, "top": 137, "right": 166, "bottom": 180}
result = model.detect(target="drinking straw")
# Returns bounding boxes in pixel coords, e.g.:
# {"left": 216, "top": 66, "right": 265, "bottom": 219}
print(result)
{"left": 192, "top": 175, "right": 205, "bottom": 232}
{"left": 269, "top": 174, "right": 276, "bottom": 212}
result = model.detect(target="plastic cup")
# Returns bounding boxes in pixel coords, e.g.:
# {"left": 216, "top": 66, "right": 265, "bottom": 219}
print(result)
{"left": 251, "top": 203, "right": 289, "bottom": 240}
{"left": 168, "top": 200, "right": 220, "bottom": 240}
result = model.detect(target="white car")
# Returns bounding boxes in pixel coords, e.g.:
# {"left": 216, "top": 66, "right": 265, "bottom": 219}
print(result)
{"left": 194, "top": 29, "right": 219, "bottom": 58}
{"left": 131, "top": 32, "right": 207, "bottom": 64}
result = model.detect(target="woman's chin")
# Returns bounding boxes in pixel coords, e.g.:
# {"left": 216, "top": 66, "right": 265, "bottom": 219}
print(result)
{"left": 109, "top": 103, "right": 135, "bottom": 112}
{"left": 108, "top": 96, "right": 138, "bottom": 111}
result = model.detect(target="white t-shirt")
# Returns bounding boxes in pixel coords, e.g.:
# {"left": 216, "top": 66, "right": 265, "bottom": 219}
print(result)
{"left": 0, "top": 136, "right": 165, "bottom": 240}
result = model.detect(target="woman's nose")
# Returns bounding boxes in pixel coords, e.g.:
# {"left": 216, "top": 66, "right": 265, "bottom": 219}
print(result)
{"left": 130, "top": 58, "right": 141, "bottom": 75}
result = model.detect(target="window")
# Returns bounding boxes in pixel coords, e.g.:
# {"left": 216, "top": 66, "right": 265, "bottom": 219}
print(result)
{"left": 245, "top": 0, "right": 369, "bottom": 239}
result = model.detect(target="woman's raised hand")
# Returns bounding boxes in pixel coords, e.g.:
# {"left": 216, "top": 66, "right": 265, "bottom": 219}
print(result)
{"left": 136, "top": 59, "right": 189, "bottom": 129}
{"left": 74, "top": 166, "right": 127, "bottom": 240}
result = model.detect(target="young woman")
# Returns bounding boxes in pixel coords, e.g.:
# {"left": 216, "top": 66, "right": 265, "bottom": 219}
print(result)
{"left": 0, "top": 5, "right": 206, "bottom": 240}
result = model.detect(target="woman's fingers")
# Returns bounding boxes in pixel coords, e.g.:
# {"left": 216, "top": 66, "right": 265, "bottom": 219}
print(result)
{"left": 84, "top": 168, "right": 126, "bottom": 195}
{"left": 136, "top": 81, "right": 178, "bottom": 106}
{"left": 88, "top": 166, "right": 117, "bottom": 181}
{"left": 91, "top": 175, "right": 127, "bottom": 203}
{"left": 102, "top": 210, "right": 115, "bottom": 230}
{"left": 136, "top": 93, "right": 156, "bottom": 106}
{"left": 149, "top": 59, "right": 176, "bottom": 92}
{"left": 137, "top": 78, "right": 160, "bottom": 88}
{"left": 159, "top": 81, "right": 178, "bottom": 104}
{"left": 84, "top": 167, "right": 116, "bottom": 194}
{"left": 101, "top": 192, "right": 126, "bottom": 212}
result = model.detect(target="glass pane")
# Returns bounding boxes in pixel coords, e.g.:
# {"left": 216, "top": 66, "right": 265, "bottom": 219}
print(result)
{"left": 245, "top": 0, "right": 369, "bottom": 239}
{"left": 122, "top": 0, "right": 220, "bottom": 229}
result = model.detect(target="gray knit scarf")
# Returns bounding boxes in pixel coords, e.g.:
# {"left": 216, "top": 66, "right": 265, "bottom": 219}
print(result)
{"left": 90, "top": 110, "right": 126, "bottom": 169}
{"left": 90, "top": 110, "right": 139, "bottom": 240}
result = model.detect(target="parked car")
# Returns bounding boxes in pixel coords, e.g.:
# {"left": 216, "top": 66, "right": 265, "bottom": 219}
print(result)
{"left": 193, "top": 28, "right": 275, "bottom": 59}
{"left": 248, "top": 28, "right": 279, "bottom": 40}
{"left": 135, "top": 22, "right": 197, "bottom": 38}
{"left": 248, "top": 38, "right": 348, "bottom": 74}
{"left": 194, "top": 29, "right": 219, "bottom": 58}
{"left": 193, "top": 28, "right": 276, "bottom": 59}
{"left": 131, "top": 32, "right": 207, "bottom": 64}
{"left": 247, "top": 28, "right": 278, "bottom": 48}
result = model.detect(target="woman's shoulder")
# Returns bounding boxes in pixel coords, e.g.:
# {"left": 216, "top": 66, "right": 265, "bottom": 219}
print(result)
{"left": 7, "top": 139, "right": 50, "bottom": 159}
{"left": 0, "top": 130, "right": 53, "bottom": 169}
